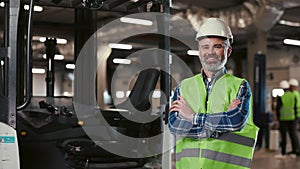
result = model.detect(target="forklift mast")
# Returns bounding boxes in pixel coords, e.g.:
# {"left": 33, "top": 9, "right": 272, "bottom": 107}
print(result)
{"left": 0, "top": 0, "right": 21, "bottom": 169}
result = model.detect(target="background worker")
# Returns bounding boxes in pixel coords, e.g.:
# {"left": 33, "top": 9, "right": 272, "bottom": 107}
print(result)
{"left": 274, "top": 80, "right": 299, "bottom": 159}
{"left": 289, "top": 78, "right": 300, "bottom": 127}
{"left": 168, "top": 18, "right": 259, "bottom": 169}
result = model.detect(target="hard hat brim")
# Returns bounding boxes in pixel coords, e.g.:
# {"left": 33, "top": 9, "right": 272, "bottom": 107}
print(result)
{"left": 196, "top": 35, "right": 229, "bottom": 42}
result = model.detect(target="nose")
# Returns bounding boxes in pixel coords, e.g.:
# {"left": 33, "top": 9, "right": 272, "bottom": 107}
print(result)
{"left": 208, "top": 46, "right": 216, "bottom": 54}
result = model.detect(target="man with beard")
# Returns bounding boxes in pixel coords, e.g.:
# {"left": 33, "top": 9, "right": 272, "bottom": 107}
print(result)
{"left": 168, "top": 18, "right": 259, "bottom": 169}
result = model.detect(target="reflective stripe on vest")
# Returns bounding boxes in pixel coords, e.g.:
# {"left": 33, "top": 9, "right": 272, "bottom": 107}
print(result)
{"left": 218, "top": 132, "right": 256, "bottom": 147}
{"left": 176, "top": 149, "right": 251, "bottom": 168}
{"left": 202, "top": 149, "right": 251, "bottom": 168}
{"left": 280, "top": 91, "right": 295, "bottom": 121}
{"left": 175, "top": 132, "right": 256, "bottom": 165}
{"left": 176, "top": 74, "right": 259, "bottom": 169}
{"left": 176, "top": 132, "right": 256, "bottom": 160}
{"left": 176, "top": 148, "right": 200, "bottom": 161}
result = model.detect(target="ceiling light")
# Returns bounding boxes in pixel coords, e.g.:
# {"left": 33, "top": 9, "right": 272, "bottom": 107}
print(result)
{"left": 54, "top": 54, "right": 64, "bottom": 60}
{"left": 116, "top": 91, "right": 125, "bottom": 98}
{"left": 0, "top": 2, "right": 5, "bottom": 7}
{"left": 39, "top": 37, "right": 68, "bottom": 44}
{"left": 272, "top": 88, "right": 284, "bottom": 97}
{"left": 32, "top": 68, "right": 45, "bottom": 74}
{"left": 43, "top": 54, "right": 64, "bottom": 60}
{"left": 56, "top": 39, "right": 68, "bottom": 44}
{"left": 113, "top": 58, "right": 131, "bottom": 64}
{"left": 187, "top": 50, "right": 199, "bottom": 56}
{"left": 24, "top": 5, "right": 29, "bottom": 10}
{"left": 24, "top": 5, "right": 43, "bottom": 12}
{"left": 109, "top": 43, "right": 132, "bottom": 50}
{"left": 126, "top": 91, "right": 131, "bottom": 97}
{"left": 66, "top": 64, "right": 75, "bottom": 70}
{"left": 120, "top": 17, "right": 153, "bottom": 26}
{"left": 283, "top": 39, "right": 300, "bottom": 46}
{"left": 33, "top": 6, "right": 43, "bottom": 12}
{"left": 67, "top": 73, "right": 74, "bottom": 80}
{"left": 279, "top": 20, "right": 300, "bottom": 27}
{"left": 152, "top": 90, "right": 161, "bottom": 98}
{"left": 63, "top": 91, "right": 72, "bottom": 97}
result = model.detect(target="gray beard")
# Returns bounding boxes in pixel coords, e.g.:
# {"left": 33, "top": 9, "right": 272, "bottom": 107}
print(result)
{"left": 200, "top": 55, "right": 227, "bottom": 72}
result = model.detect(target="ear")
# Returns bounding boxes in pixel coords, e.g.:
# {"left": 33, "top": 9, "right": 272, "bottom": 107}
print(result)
{"left": 227, "top": 46, "right": 232, "bottom": 57}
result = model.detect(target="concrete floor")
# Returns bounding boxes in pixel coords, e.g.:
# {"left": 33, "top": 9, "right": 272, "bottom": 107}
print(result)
{"left": 19, "top": 130, "right": 300, "bottom": 169}
{"left": 251, "top": 148, "right": 300, "bottom": 169}
{"left": 251, "top": 130, "right": 300, "bottom": 169}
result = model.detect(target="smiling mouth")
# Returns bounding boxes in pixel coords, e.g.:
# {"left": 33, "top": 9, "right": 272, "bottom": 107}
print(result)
{"left": 205, "top": 57, "right": 218, "bottom": 62}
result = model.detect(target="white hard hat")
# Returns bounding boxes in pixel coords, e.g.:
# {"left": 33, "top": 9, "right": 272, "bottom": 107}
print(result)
{"left": 196, "top": 18, "right": 233, "bottom": 44}
{"left": 280, "top": 80, "right": 290, "bottom": 89}
{"left": 289, "top": 78, "right": 299, "bottom": 86}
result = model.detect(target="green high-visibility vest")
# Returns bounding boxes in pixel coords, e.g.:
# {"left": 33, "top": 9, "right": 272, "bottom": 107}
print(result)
{"left": 280, "top": 91, "right": 296, "bottom": 121}
{"left": 175, "top": 73, "right": 259, "bottom": 169}
{"left": 292, "top": 90, "right": 300, "bottom": 118}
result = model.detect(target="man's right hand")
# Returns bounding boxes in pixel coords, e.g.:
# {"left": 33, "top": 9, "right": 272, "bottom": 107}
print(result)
{"left": 169, "top": 95, "right": 194, "bottom": 121}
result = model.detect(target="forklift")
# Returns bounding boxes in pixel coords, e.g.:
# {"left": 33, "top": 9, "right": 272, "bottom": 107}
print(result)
{"left": 1, "top": 0, "right": 176, "bottom": 169}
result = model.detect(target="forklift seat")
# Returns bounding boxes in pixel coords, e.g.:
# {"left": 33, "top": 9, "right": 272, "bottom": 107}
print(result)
{"left": 115, "top": 68, "right": 160, "bottom": 112}
{"left": 60, "top": 68, "right": 161, "bottom": 169}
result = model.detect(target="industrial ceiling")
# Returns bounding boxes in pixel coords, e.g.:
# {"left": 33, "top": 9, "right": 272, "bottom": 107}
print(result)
{"left": 2, "top": 0, "right": 300, "bottom": 63}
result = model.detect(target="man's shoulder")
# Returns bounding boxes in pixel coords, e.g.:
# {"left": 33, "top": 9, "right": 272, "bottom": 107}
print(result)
{"left": 180, "top": 74, "right": 203, "bottom": 89}
{"left": 223, "top": 73, "right": 245, "bottom": 81}
{"left": 222, "top": 74, "right": 248, "bottom": 85}
{"left": 182, "top": 74, "right": 202, "bottom": 82}
{"left": 293, "top": 90, "right": 300, "bottom": 95}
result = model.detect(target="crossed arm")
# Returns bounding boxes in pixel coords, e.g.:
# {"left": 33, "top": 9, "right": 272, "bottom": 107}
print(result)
{"left": 168, "top": 80, "right": 251, "bottom": 139}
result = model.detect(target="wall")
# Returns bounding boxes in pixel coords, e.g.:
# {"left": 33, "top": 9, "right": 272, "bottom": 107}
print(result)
{"left": 32, "top": 71, "right": 73, "bottom": 96}
{"left": 266, "top": 45, "right": 300, "bottom": 91}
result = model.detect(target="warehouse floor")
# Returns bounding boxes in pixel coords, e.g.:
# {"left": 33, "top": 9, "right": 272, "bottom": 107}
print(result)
{"left": 252, "top": 148, "right": 300, "bottom": 169}
{"left": 251, "top": 130, "right": 300, "bottom": 169}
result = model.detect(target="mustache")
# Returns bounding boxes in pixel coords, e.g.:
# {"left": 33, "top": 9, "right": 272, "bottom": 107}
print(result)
{"left": 203, "top": 54, "right": 220, "bottom": 61}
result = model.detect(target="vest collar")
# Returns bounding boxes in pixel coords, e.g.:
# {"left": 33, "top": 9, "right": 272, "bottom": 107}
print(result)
{"left": 201, "top": 68, "right": 227, "bottom": 85}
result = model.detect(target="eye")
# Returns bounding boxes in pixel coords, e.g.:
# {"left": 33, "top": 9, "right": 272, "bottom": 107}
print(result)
{"left": 201, "top": 45, "right": 210, "bottom": 50}
{"left": 213, "top": 44, "right": 224, "bottom": 49}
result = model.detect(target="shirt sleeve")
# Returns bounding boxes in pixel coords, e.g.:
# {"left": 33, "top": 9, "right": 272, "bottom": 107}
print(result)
{"left": 193, "top": 80, "right": 251, "bottom": 132}
{"left": 168, "top": 85, "right": 221, "bottom": 139}
{"left": 168, "top": 80, "right": 251, "bottom": 139}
